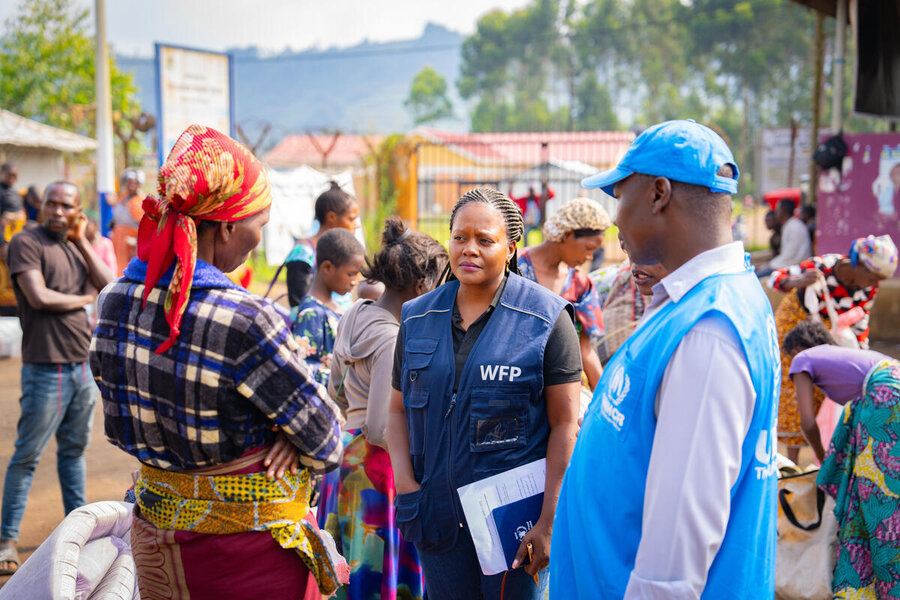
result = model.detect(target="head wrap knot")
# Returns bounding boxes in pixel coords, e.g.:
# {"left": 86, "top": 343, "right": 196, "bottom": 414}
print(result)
{"left": 542, "top": 197, "right": 612, "bottom": 243}
{"left": 849, "top": 234, "right": 898, "bottom": 279}
{"left": 136, "top": 125, "right": 272, "bottom": 353}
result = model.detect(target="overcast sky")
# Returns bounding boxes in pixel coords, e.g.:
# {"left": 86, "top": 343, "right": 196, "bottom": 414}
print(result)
{"left": 1, "top": 0, "right": 533, "bottom": 56}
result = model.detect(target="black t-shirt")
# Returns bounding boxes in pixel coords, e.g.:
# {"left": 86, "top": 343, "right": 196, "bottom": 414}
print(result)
{"left": 391, "top": 277, "right": 582, "bottom": 392}
{"left": 8, "top": 226, "right": 92, "bottom": 363}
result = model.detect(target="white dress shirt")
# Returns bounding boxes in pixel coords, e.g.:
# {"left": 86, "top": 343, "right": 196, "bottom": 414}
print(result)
{"left": 768, "top": 216, "right": 812, "bottom": 269}
{"left": 623, "top": 242, "right": 757, "bottom": 600}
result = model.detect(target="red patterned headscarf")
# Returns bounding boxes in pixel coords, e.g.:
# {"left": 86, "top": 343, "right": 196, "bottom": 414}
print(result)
{"left": 137, "top": 125, "right": 272, "bottom": 353}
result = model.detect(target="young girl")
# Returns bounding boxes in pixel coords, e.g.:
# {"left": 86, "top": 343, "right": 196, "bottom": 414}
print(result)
{"left": 285, "top": 182, "right": 360, "bottom": 307}
{"left": 291, "top": 228, "right": 365, "bottom": 387}
{"left": 325, "top": 217, "right": 448, "bottom": 600}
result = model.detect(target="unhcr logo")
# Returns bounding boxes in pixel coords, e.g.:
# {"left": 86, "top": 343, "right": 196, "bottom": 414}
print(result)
{"left": 600, "top": 365, "right": 630, "bottom": 430}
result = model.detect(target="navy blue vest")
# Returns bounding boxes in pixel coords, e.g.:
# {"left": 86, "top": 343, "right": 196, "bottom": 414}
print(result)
{"left": 551, "top": 269, "right": 780, "bottom": 598}
{"left": 395, "top": 274, "right": 569, "bottom": 553}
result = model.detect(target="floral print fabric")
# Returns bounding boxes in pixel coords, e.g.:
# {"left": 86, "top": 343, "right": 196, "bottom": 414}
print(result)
{"left": 291, "top": 295, "right": 341, "bottom": 387}
{"left": 518, "top": 248, "right": 605, "bottom": 343}
{"left": 818, "top": 360, "right": 900, "bottom": 599}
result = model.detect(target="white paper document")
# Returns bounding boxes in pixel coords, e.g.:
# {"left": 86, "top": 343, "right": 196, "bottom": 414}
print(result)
{"left": 456, "top": 458, "right": 546, "bottom": 575}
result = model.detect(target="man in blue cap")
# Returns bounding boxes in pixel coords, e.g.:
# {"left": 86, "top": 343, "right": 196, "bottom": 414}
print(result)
{"left": 550, "top": 120, "right": 780, "bottom": 599}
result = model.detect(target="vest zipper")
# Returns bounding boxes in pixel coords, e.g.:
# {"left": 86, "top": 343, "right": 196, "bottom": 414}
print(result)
{"left": 444, "top": 393, "right": 457, "bottom": 420}
{"left": 445, "top": 393, "right": 464, "bottom": 528}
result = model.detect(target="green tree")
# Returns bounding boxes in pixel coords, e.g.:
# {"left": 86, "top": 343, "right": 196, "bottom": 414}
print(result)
{"left": 459, "top": 1, "right": 566, "bottom": 132}
{"left": 0, "top": 0, "right": 142, "bottom": 161}
{"left": 405, "top": 66, "right": 453, "bottom": 125}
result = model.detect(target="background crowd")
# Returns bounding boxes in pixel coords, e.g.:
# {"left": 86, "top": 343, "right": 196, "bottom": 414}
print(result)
{"left": 0, "top": 120, "right": 897, "bottom": 600}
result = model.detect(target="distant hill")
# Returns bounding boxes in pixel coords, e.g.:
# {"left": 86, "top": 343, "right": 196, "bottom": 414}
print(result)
{"left": 116, "top": 23, "right": 467, "bottom": 149}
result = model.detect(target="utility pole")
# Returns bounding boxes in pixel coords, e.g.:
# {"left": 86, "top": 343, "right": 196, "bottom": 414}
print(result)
{"left": 831, "top": 0, "right": 847, "bottom": 133}
{"left": 95, "top": 0, "right": 116, "bottom": 235}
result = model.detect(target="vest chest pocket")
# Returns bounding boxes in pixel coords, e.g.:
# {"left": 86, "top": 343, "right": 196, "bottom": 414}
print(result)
{"left": 469, "top": 388, "right": 530, "bottom": 453}
{"left": 404, "top": 337, "right": 439, "bottom": 382}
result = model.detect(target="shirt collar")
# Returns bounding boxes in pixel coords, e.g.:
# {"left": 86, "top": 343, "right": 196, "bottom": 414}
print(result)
{"left": 650, "top": 242, "right": 748, "bottom": 306}
{"left": 122, "top": 257, "right": 241, "bottom": 291}
{"left": 452, "top": 275, "right": 509, "bottom": 324}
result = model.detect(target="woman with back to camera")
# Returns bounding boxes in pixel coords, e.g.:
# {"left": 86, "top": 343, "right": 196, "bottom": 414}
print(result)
{"left": 325, "top": 216, "right": 448, "bottom": 600}
{"left": 284, "top": 182, "right": 360, "bottom": 307}
{"left": 90, "top": 126, "right": 346, "bottom": 600}
{"left": 386, "top": 187, "right": 582, "bottom": 600}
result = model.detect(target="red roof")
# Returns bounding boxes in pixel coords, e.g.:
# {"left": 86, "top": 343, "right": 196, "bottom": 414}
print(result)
{"left": 263, "top": 134, "right": 383, "bottom": 168}
{"left": 413, "top": 127, "right": 634, "bottom": 167}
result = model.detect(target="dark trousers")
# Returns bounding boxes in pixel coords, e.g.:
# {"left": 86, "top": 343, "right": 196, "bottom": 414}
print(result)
{"left": 417, "top": 524, "right": 548, "bottom": 600}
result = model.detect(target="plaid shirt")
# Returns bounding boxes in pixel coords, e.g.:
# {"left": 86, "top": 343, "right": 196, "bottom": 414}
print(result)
{"left": 90, "top": 260, "right": 343, "bottom": 473}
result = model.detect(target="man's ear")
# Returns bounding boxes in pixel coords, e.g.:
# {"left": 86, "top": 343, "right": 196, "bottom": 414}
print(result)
{"left": 650, "top": 177, "right": 672, "bottom": 215}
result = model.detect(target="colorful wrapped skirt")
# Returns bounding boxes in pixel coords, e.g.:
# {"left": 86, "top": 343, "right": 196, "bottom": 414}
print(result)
{"left": 818, "top": 360, "right": 900, "bottom": 598}
{"left": 132, "top": 447, "right": 347, "bottom": 599}
{"left": 323, "top": 432, "right": 425, "bottom": 600}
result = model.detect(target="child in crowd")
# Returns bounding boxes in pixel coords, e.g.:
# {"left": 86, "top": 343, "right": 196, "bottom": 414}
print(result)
{"left": 325, "top": 216, "right": 447, "bottom": 600}
{"left": 291, "top": 228, "right": 365, "bottom": 387}
{"left": 285, "top": 182, "right": 360, "bottom": 308}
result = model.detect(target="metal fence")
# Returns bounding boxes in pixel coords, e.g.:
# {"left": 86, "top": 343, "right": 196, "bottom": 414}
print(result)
{"left": 413, "top": 133, "right": 632, "bottom": 247}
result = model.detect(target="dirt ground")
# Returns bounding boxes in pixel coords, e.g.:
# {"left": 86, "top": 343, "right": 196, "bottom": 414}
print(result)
{"left": 0, "top": 355, "right": 139, "bottom": 587}
{"left": 0, "top": 333, "right": 897, "bottom": 589}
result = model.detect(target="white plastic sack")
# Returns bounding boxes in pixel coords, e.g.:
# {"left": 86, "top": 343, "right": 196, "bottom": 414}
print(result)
{"left": 0, "top": 316, "right": 22, "bottom": 358}
{"left": 0, "top": 501, "right": 138, "bottom": 600}
{"left": 775, "top": 471, "right": 836, "bottom": 600}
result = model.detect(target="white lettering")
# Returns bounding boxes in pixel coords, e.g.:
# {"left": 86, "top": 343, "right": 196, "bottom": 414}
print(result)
{"left": 755, "top": 462, "right": 779, "bottom": 480}
{"left": 480, "top": 365, "right": 499, "bottom": 380}
{"left": 600, "top": 396, "right": 625, "bottom": 430}
{"left": 479, "top": 364, "right": 523, "bottom": 382}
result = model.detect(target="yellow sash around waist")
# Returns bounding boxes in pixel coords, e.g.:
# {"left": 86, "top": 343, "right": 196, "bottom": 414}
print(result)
{"left": 135, "top": 463, "right": 345, "bottom": 596}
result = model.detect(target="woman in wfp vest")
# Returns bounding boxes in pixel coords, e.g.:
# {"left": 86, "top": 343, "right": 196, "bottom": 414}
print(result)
{"left": 386, "top": 187, "right": 582, "bottom": 600}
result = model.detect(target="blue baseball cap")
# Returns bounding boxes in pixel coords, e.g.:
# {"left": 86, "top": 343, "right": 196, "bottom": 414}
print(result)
{"left": 582, "top": 119, "right": 739, "bottom": 197}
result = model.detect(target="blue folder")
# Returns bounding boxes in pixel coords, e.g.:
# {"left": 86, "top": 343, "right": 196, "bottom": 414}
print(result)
{"left": 490, "top": 492, "right": 544, "bottom": 570}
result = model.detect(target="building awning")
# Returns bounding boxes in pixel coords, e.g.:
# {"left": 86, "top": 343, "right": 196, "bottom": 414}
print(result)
{"left": 0, "top": 110, "right": 98, "bottom": 153}
{"left": 788, "top": 0, "right": 849, "bottom": 21}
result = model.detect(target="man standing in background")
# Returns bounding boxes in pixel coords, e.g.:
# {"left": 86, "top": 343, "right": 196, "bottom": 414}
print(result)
{"left": 0, "top": 181, "right": 114, "bottom": 575}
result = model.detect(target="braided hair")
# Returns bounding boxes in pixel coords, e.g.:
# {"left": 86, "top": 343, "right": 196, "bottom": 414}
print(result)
{"left": 443, "top": 187, "right": 524, "bottom": 283}
{"left": 363, "top": 216, "right": 448, "bottom": 291}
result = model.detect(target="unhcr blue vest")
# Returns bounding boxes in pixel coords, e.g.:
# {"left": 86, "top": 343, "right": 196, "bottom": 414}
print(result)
{"left": 550, "top": 269, "right": 780, "bottom": 599}
{"left": 395, "top": 274, "right": 569, "bottom": 554}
